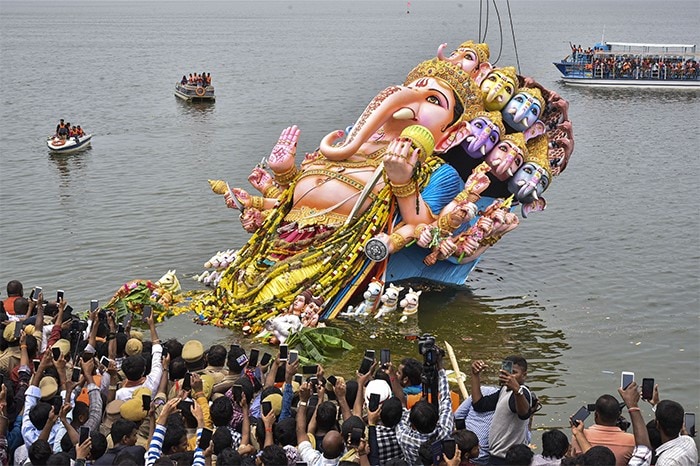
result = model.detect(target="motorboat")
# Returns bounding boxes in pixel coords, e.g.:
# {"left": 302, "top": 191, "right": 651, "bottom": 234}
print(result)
{"left": 554, "top": 41, "right": 700, "bottom": 88}
{"left": 47, "top": 134, "right": 92, "bottom": 154}
{"left": 174, "top": 82, "right": 215, "bottom": 102}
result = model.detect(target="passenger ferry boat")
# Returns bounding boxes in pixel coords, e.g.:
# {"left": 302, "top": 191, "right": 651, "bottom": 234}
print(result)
{"left": 554, "top": 41, "right": 700, "bottom": 88}
{"left": 174, "top": 82, "right": 215, "bottom": 102}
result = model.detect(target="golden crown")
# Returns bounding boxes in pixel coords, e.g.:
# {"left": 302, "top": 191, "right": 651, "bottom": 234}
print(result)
{"left": 501, "top": 132, "right": 528, "bottom": 157}
{"left": 525, "top": 134, "right": 552, "bottom": 178}
{"left": 456, "top": 40, "right": 490, "bottom": 64}
{"left": 404, "top": 58, "right": 483, "bottom": 122}
{"left": 519, "top": 87, "right": 545, "bottom": 110}
{"left": 470, "top": 110, "right": 506, "bottom": 136}
{"left": 490, "top": 66, "right": 519, "bottom": 87}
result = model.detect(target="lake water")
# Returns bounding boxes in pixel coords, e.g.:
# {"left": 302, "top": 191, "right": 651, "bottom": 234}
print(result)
{"left": 1, "top": 0, "right": 698, "bottom": 445}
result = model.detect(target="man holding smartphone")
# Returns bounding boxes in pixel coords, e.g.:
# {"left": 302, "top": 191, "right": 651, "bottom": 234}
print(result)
{"left": 471, "top": 355, "right": 536, "bottom": 464}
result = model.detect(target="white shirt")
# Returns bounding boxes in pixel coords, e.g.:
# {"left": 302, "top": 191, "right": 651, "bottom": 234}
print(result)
{"left": 655, "top": 435, "right": 699, "bottom": 466}
{"left": 115, "top": 343, "right": 163, "bottom": 401}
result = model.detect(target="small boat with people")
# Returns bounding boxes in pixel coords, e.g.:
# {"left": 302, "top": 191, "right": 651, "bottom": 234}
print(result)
{"left": 554, "top": 41, "right": 700, "bottom": 88}
{"left": 47, "top": 119, "right": 92, "bottom": 154}
{"left": 47, "top": 134, "right": 92, "bottom": 154}
{"left": 174, "top": 72, "right": 215, "bottom": 102}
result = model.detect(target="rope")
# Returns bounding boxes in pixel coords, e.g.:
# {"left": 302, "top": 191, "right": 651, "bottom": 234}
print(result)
{"left": 491, "top": 0, "right": 504, "bottom": 64}
{"left": 478, "top": 0, "right": 483, "bottom": 42}
{"left": 506, "top": 0, "right": 522, "bottom": 74}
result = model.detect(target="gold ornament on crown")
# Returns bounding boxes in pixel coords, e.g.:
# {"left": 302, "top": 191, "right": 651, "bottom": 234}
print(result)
{"left": 501, "top": 133, "right": 529, "bottom": 158}
{"left": 470, "top": 110, "right": 506, "bottom": 137}
{"left": 404, "top": 58, "right": 483, "bottom": 123}
{"left": 525, "top": 134, "right": 552, "bottom": 179}
{"left": 490, "top": 66, "right": 519, "bottom": 87}
{"left": 455, "top": 40, "right": 490, "bottom": 65}
{"left": 519, "top": 87, "right": 545, "bottom": 111}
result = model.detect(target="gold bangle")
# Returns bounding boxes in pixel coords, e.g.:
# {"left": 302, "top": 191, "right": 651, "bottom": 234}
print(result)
{"left": 480, "top": 235, "right": 502, "bottom": 247}
{"left": 454, "top": 190, "right": 470, "bottom": 203}
{"left": 250, "top": 196, "right": 265, "bottom": 210}
{"left": 438, "top": 213, "right": 461, "bottom": 233}
{"left": 263, "top": 185, "right": 281, "bottom": 198}
{"left": 390, "top": 180, "right": 417, "bottom": 198}
{"left": 274, "top": 165, "right": 299, "bottom": 185}
{"left": 388, "top": 233, "right": 407, "bottom": 251}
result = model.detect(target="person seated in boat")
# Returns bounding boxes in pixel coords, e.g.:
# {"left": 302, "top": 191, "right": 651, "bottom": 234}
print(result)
{"left": 188, "top": 73, "right": 194, "bottom": 84}
{"left": 181, "top": 75, "right": 187, "bottom": 85}
{"left": 205, "top": 73, "right": 212, "bottom": 86}
{"left": 76, "top": 126, "right": 85, "bottom": 137}
{"left": 57, "top": 121, "right": 69, "bottom": 140}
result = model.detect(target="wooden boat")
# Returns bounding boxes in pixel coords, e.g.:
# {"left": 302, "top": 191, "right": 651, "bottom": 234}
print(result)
{"left": 554, "top": 41, "right": 700, "bottom": 88}
{"left": 174, "top": 82, "right": 215, "bottom": 102}
{"left": 47, "top": 134, "right": 92, "bottom": 154}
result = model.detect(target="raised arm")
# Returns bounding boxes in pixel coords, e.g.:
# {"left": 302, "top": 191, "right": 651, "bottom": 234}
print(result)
{"left": 296, "top": 382, "right": 311, "bottom": 445}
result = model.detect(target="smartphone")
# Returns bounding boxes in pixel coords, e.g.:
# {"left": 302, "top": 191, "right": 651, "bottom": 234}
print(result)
{"left": 308, "top": 376, "right": 318, "bottom": 393}
{"left": 248, "top": 349, "right": 260, "bottom": 367}
{"left": 308, "top": 393, "right": 319, "bottom": 410}
{"left": 79, "top": 425, "right": 90, "bottom": 444}
{"left": 262, "top": 400, "right": 273, "bottom": 416}
{"left": 236, "top": 353, "right": 249, "bottom": 367}
{"left": 56, "top": 290, "right": 64, "bottom": 302}
{"left": 117, "top": 324, "right": 125, "bottom": 334}
{"left": 641, "top": 378, "right": 654, "bottom": 401}
{"left": 52, "top": 347, "right": 62, "bottom": 361}
{"left": 302, "top": 364, "right": 318, "bottom": 375}
{"left": 288, "top": 350, "right": 299, "bottom": 364}
{"left": 32, "top": 359, "right": 40, "bottom": 372}
{"left": 685, "top": 412, "right": 696, "bottom": 437}
{"left": 358, "top": 356, "right": 373, "bottom": 375}
{"left": 454, "top": 418, "right": 466, "bottom": 431}
{"left": 182, "top": 372, "right": 192, "bottom": 391}
{"left": 100, "top": 356, "right": 110, "bottom": 367}
{"left": 442, "top": 438, "right": 457, "bottom": 460}
{"left": 260, "top": 352, "right": 272, "bottom": 367}
{"left": 71, "top": 367, "right": 81, "bottom": 382}
{"left": 279, "top": 344, "right": 289, "bottom": 361}
{"left": 274, "top": 364, "right": 286, "bottom": 383}
{"left": 161, "top": 346, "right": 169, "bottom": 359}
{"left": 90, "top": 300, "right": 99, "bottom": 312}
{"left": 178, "top": 399, "right": 194, "bottom": 414}
{"left": 142, "top": 305, "right": 152, "bottom": 321}
{"left": 198, "top": 427, "right": 213, "bottom": 449}
{"left": 123, "top": 313, "right": 133, "bottom": 328}
{"left": 368, "top": 393, "right": 381, "bottom": 411}
{"left": 14, "top": 322, "right": 23, "bottom": 339}
{"left": 232, "top": 384, "right": 243, "bottom": 403}
{"left": 294, "top": 374, "right": 303, "bottom": 385}
{"left": 142, "top": 394, "right": 151, "bottom": 411}
{"left": 364, "top": 349, "right": 376, "bottom": 361}
{"left": 570, "top": 405, "right": 590, "bottom": 426}
{"left": 380, "top": 348, "right": 391, "bottom": 366}
{"left": 31, "top": 287, "right": 42, "bottom": 302}
{"left": 230, "top": 343, "right": 241, "bottom": 351}
{"left": 52, "top": 396, "right": 62, "bottom": 415}
{"left": 327, "top": 375, "right": 338, "bottom": 387}
{"left": 431, "top": 439, "right": 444, "bottom": 466}
{"left": 350, "top": 427, "right": 363, "bottom": 445}
{"left": 501, "top": 360, "right": 513, "bottom": 374}
{"left": 621, "top": 371, "right": 634, "bottom": 389}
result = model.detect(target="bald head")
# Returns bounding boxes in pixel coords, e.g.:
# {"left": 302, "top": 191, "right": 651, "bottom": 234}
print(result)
{"left": 322, "top": 430, "right": 345, "bottom": 459}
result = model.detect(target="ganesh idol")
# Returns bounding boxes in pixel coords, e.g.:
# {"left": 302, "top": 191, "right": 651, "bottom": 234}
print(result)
{"left": 196, "top": 58, "right": 485, "bottom": 328}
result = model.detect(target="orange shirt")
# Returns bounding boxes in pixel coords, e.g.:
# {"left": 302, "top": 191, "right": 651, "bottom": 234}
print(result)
{"left": 572, "top": 424, "right": 635, "bottom": 466}
{"left": 407, "top": 390, "right": 461, "bottom": 412}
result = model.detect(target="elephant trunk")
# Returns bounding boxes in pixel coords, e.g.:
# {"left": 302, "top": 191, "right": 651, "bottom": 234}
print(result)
{"left": 468, "top": 131, "right": 490, "bottom": 156}
{"left": 319, "top": 85, "right": 413, "bottom": 161}
{"left": 486, "top": 83, "right": 503, "bottom": 105}
{"left": 492, "top": 153, "right": 516, "bottom": 179}
{"left": 515, "top": 172, "right": 542, "bottom": 202}
{"left": 514, "top": 100, "right": 533, "bottom": 125}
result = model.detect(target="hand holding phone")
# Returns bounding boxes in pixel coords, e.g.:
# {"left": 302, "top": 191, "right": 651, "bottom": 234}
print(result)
{"left": 570, "top": 406, "right": 590, "bottom": 426}
{"left": 442, "top": 439, "right": 457, "bottom": 460}
{"left": 71, "top": 367, "right": 82, "bottom": 382}
{"left": 288, "top": 350, "right": 299, "bottom": 364}
{"left": 350, "top": 427, "right": 363, "bottom": 446}
{"left": 56, "top": 290, "right": 64, "bottom": 302}
{"left": 302, "top": 364, "right": 318, "bottom": 375}
{"left": 358, "top": 357, "right": 373, "bottom": 375}
{"left": 31, "top": 287, "right": 42, "bottom": 302}
{"left": 248, "top": 349, "right": 260, "bottom": 367}
{"left": 368, "top": 393, "right": 381, "bottom": 411}
{"left": 380, "top": 348, "right": 391, "bottom": 367}
{"left": 198, "top": 427, "right": 213, "bottom": 449}
{"left": 142, "top": 394, "right": 151, "bottom": 412}
{"left": 182, "top": 372, "right": 192, "bottom": 391}
{"left": 90, "top": 300, "right": 99, "bottom": 312}
{"left": 621, "top": 371, "right": 634, "bottom": 389}
{"left": 327, "top": 375, "right": 338, "bottom": 387}
{"left": 232, "top": 384, "right": 243, "bottom": 403}
{"left": 142, "top": 305, "right": 152, "bottom": 321}
{"left": 501, "top": 360, "right": 513, "bottom": 374}
{"left": 52, "top": 347, "right": 62, "bottom": 361}
{"left": 279, "top": 344, "right": 289, "bottom": 361}
{"left": 262, "top": 400, "right": 273, "bottom": 416}
{"left": 260, "top": 352, "right": 272, "bottom": 367}
{"left": 685, "top": 412, "right": 696, "bottom": 437}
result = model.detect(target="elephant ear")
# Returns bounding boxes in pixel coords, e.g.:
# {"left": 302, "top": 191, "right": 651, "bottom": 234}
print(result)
{"left": 521, "top": 198, "right": 547, "bottom": 218}
{"left": 523, "top": 120, "right": 546, "bottom": 141}
{"left": 435, "top": 121, "right": 470, "bottom": 154}
{"left": 473, "top": 62, "right": 493, "bottom": 86}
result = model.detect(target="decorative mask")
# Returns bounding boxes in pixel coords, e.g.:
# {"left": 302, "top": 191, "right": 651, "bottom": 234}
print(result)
{"left": 502, "top": 87, "right": 545, "bottom": 132}
{"left": 463, "top": 111, "right": 505, "bottom": 158}
{"left": 480, "top": 66, "right": 518, "bottom": 111}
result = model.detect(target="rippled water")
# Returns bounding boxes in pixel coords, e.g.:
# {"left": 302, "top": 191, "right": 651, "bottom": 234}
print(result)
{"left": 1, "top": 0, "right": 698, "bottom": 442}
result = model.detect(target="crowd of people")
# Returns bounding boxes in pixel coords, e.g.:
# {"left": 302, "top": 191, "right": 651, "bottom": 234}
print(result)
{"left": 566, "top": 44, "right": 698, "bottom": 80}
{"left": 53, "top": 119, "right": 86, "bottom": 140}
{"left": 0, "top": 279, "right": 697, "bottom": 466}
{"left": 180, "top": 73, "right": 212, "bottom": 87}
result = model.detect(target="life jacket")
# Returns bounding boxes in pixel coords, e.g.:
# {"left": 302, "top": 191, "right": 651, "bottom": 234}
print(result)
{"left": 406, "top": 389, "right": 461, "bottom": 412}
{"left": 2, "top": 296, "right": 19, "bottom": 315}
